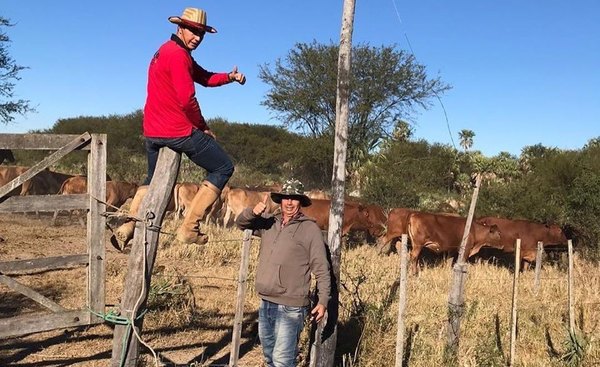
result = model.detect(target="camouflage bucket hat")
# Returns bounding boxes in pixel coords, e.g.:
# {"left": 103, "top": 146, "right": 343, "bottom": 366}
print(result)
{"left": 270, "top": 178, "right": 312, "bottom": 207}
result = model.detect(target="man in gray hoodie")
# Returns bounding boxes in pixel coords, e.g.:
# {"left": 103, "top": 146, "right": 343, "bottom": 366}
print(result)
{"left": 236, "top": 178, "right": 331, "bottom": 367}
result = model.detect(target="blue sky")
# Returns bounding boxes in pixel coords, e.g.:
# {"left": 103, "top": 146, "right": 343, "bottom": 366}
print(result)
{"left": 2, "top": 0, "right": 599, "bottom": 157}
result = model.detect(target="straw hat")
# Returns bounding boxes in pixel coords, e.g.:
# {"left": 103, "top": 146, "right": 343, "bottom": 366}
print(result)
{"left": 168, "top": 8, "right": 217, "bottom": 34}
{"left": 270, "top": 178, "right": 312, "bottom": 207}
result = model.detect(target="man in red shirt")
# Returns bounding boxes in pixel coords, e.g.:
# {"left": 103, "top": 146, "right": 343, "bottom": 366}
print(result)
{"left": 114, "top": 8, "right": 245, "bottom": 248}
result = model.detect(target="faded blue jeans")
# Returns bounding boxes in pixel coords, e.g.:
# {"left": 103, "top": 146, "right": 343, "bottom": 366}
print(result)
{"left": 259, "top": 299, "right": 309, "bottom": 367}
{"left": 144, "top": 129, "right": 234, "bottom": 190}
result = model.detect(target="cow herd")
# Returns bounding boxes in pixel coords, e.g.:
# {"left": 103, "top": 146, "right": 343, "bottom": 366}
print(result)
{"left": 0, "top": 165, "right": 569, "bottom": 273}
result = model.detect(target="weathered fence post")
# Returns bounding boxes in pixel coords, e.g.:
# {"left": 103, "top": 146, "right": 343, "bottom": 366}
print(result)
{"left": 110, "top": 148, "right": 181, "bottom": 367}
{"left": 446, "top": 173, "right": 482, "bottom": 361}
{"left": 567, "top": 239, "right": 575, "bottom": 334}
{"left": 395, "top": 234, "right": 409, "bottom": 367}
{"left": 229, "top": 229, "right": 253, "bottom": 367}
{"left": 509, "top": 239, "right": 521, "bottom": 367}
{"left": 533, "top": 241, "right": 543, "bottom": 295}
{"left": 310, "top": 0, "right": 356, "bottom": 366}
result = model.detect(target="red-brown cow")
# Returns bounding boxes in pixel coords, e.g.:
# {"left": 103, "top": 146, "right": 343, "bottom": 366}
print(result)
{"left": 476, "top": 216, "right": 567, "bottom": 269}
{"left": 407, "top": 212, "right": 502, "bottom": 274}
{"left": 376, "top": 208, "right": 415, "bottom": 254}
{"left": 300, "top": 199, "right": 377, "bottom": 237}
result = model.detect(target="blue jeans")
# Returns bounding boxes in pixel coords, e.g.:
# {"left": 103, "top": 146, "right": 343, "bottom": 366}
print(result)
{"left": 258, "top": 299, "right": 308, "bottom": 367}
{"left": 144, "top": 129, "right": 234, "bottom": 189}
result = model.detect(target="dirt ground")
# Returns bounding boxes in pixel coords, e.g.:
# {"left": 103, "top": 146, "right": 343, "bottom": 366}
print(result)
{"left": 0, "top": 212, "right": 268, "bottom": 367}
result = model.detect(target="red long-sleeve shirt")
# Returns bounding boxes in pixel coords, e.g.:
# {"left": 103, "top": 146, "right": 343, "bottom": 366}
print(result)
{"left": 143, "top": 35, "right": 231, "bottom": 138}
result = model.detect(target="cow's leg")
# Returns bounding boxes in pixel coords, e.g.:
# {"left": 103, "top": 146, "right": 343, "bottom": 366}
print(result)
{"left": 223, "top": 205, "right": 233, "bottom": 228}
{"left": 112, "top": 185, "right": 148, "bottom": 249}
{"left": 410, "top": 245, "right": 423, "bottom": 275}
{"left": 176, "top": 181, "right": 220, "bottom": 244}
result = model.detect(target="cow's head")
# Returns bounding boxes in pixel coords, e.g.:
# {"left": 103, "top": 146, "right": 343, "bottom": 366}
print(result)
{"left": 485, "top": 224, "right": 503, "bottom": 249}
{"left": 358, "top": 205, "right": 387, "bottom": 238}
{"left": 545, "top": 223, "right": 568, "bottom": 244}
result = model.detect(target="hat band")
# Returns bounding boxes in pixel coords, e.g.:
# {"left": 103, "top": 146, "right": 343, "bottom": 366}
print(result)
{"left": 179, "top": 18, "right": 216, "bottom": 33}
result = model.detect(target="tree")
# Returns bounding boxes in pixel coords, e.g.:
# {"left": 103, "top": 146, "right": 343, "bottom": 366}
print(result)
{"left": 259, "top": 41, "right": 450, "bottom": 174}
{"left": 458, "top": 129, "right": 475, "bottom": 151}
{"left": 0, "top": 17, "right": 35, "bottom": 124}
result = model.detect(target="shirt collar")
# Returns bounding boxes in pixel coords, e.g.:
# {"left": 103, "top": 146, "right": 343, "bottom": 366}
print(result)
{"left": 170, "top": 34, "right": 190, "bottom": 52}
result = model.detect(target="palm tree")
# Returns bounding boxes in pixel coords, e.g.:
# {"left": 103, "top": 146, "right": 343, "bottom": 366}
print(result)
{"left": 458, "top": 129, "right": 475, "bottom": 151}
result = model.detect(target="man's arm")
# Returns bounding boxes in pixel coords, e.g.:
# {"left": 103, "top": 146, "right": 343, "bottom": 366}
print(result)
{"left": 308, "top": 227, "right": 332, "bottom": 322}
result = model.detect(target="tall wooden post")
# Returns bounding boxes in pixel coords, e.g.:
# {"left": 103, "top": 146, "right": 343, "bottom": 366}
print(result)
{"left": 446, "top": 173, "right": 482, "bottom": 361}
{"left": 567, "top": 239, "right": 575, "bottom": 334}
{"left": 310, "top": 0, "right": 356, "bottom": 366}
{"left": 533, "top": 241, "right": 543, "bottom": 295}
{"left": 395, "top": 235, "right": 409, "bottom": 367}
{"left": 111, "top": 148, "right": 181, "bottom": 367}
{"left": 229, "top": 229, "right": 253, "bottom": 367}
{"left": 509, "top": 239, "right": 521, "bottom": 367}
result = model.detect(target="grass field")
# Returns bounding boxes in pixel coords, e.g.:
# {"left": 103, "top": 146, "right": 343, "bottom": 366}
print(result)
{"left": 0, "top": 213, "right": 599, "bottom": 366}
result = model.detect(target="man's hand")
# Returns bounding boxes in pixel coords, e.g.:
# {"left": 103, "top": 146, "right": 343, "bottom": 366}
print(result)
{"left": 252, "top": 195, "right": 268, "bottom": 216}
{"left": 229, "top": 65, "right": 246, "bottom": 85}
{"left": 310, "top": 304, "right": 327, "bottom": 323}
{"left": 203, "top": 129, "right": 216, "bottom": 139}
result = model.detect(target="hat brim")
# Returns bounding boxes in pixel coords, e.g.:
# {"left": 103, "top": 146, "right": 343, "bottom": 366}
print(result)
{"left": 168, "top": 16, "right": 217, "bottom": 33}
{"left": 271, "top": 193, "right": 312, "bottom": 207}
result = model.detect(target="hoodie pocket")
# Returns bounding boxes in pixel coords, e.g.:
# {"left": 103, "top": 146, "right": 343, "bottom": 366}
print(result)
{"left": 255, "top": 263, "right": 287, "bottom": 296}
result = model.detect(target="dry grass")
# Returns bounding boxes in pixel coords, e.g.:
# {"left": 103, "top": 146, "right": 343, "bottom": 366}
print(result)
{"left": 1, "top": 213, "right": 599, "bottom": 366}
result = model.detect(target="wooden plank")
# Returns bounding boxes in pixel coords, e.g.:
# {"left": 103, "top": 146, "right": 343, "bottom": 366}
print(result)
{"left": 0, "top": 254, "right": 88, "bottom": 274}
{"left": 0, "top": 274, "right": 66, "bottom": 313}
{"left": 0, "top": 194, "right": 88, "bottom": 212}
{"left": 0, "top": 309, "right": 94, "bottom": 338}
{"left": 0, "top": 133, "right": 92, "bottom": 150}
{"left": 229, "top": 229, "right": 253, "bottom": 367}
{"left": 0, "top": 132, "right": 91, "bottom": 198}
{"left": 87, "top": 134, "right": 107, "bottom": 323}
{"left": 111, "top": 147, "right": 181, "bottom": 367}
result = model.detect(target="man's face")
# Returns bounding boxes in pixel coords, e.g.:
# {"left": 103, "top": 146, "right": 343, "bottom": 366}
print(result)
{"left": 179, "top": 26, "right": 205, "bottom": 50}
{"left": 281, "top": 197, "right": 301, "bottom": 218}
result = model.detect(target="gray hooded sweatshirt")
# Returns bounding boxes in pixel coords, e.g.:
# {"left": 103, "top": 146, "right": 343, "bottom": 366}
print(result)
{"left": 236, "top": 207, "right": 331, "bottom": 307}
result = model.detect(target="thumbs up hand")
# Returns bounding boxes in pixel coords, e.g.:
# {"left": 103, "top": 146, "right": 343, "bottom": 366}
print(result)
{"left": 252, "top": 195, "right": 269, "bottom": 216}
{"left": 228, "top": 65, "right": 246, "bottom": 85}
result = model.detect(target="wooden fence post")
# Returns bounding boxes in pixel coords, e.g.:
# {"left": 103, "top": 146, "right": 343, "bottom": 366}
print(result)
{"left": 533, "top": 241, "right": 543, "bottom": 296}
{"left": 446, "top": 173, "right": 482, "bottom": 361}
{"left": 567, "top": 239, "right": 575, "bottom": 334}
{"left": 229, "top": 229, "right": 253, "bottom": 367}
{"left": 509, "top": 239, "right": 521, "bottom": 367}
{"left": 395, "top": 234, "right": 409, "bottom": 367}
{"left": 110, "top": 148, "right": 181, "bottom": 367}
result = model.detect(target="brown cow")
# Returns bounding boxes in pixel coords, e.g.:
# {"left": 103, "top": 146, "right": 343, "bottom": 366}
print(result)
{"left": 223, "top": 187, "right": 278, "bottom": 227}
{"left": 174, "top": 182, "right": 200, "bottom": 219}
{"left": 476, "top": 216, "right": 567, "bottom": 269}
{"left": 376, "top": 208, "right": 415, "bottom": 254}
{"left": 306, "top": 189, "right": 330, "bottom": 200}
{"left": 0, "top": 166, "right": 30, "bottom": 198}
{"left": 59, "top": 175, "right": 88, "bottom": 195}
{"left": 106, "top": 181, "right": 139, "bottom": 211}
{"left": 407, "top": 212, "right": 502, "bottom": 274}
{"left": 300, "top": 199, "right": 377, "bottom": 237}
